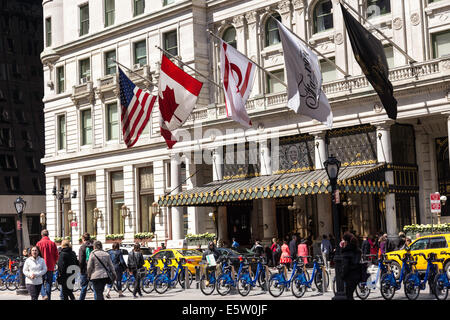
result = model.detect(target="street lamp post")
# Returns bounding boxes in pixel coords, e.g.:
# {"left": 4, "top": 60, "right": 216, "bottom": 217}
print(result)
{"left": 52, "top": 186, "right": 77, "bottom": 239}
{"left": 324, "top": 156, "right": 346, "bottom": 300}
{"left": 14, "top": 196, "right": 28, "bottom": 295}
{"left": 121, "top": 205, "right": 130, "bottom": 234}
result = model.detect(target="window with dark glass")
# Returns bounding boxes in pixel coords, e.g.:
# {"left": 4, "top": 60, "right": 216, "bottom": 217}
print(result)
{"left": 134, "top": 0, "right": 145, "bottom": 16}
{"left": 110, "top": 171, "right": 124, "bottom": 234}
{"left": 45, "top": 17, "right": 51, "bottom": 47}
{"left": 84, "top": 175, "right": 97, "bottom": 236}
{"left": 367, "top": 0, "right": 391, "bottom": 19}
{"left": 81, "top": 109, "right": 92, "bottom": 146}
{"left": 164, "top": 30, "right": 178, "bottom": 56}
{"left": 313, "top": 0, "right": 333, "bottom": 34}
{"left": 265, "top": 13, "right": 281, "bottom": 47}
{"left": 57, "top": 114, "right": 66, "bottom": 150}
{"left": 106, "top": 102, "right": 118, "bottom": 141}
{"left": 104, "top": 50, "right": 116, "bottom": 75}
{"left": 104, "top": 0, "right": 115, "bottom": 27}
{"left": 432, "top": 30, "right": 450, "bottom": 59}
{"left": 56, "top": 66, "right": 65, "bottom": 94}
{"left": 134, "top": 40, "right": 147, "bottom": 66}
{"left": 222, "top": 27, "right": 237, "bottom": 49}
{"left": 59, "top": 178, "right": 71, "bottom": 238}
{"left": 266, "top": 69, "right": 285, "bottom": 93}
{"left": 163, "top": 0, "right": 175, "bottom": 6}
{"left": 79, "top": 4, "right": 89, "bottom": 36}
{"left": 79, "top": 58, "right": 90, "bottom": 83}
{"left": 139, "top": 167, "right": 154, "bottom": 233}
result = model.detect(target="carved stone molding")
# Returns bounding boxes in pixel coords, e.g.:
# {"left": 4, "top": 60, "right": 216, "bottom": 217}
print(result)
{"left": 334, "top": 33, "right": 344, "bottom": 45}
{"left": 245, "top": 11, "right": 258, "bottom": 25}
{"left": 393, "top": 17, "right": 403, "bottom": 30}
{"left": 277, "top": 0, "right": 291, "bottom": 15}
{"left": 292, "top": 0, "right": 304, "bottom": 12}
{"left": 232, "top": 15, "right": 245, "bottom": 28}
{"left": 410, "top": 12, "right": 421, "bottom": 26}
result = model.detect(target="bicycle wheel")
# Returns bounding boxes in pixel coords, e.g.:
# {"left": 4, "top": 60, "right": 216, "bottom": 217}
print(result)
{"left": 153, "top": 274, "right": 169, "bottom": 294}
{"left": 6, "top": 276, "right": 16, "bottom": 291}
{"left": 142, "top": 277, "right": 155, "bottom": 294}
{"left": 291, "top": 273, "right": 307, "bottom": 298}
{"left": 268, "top": 274, "right": 285, "bottom": 297}
{"left": 216, "top": 274, "right": 232, "bottom": 296}
{"left": 404, "top": 273, "right": 420, "bottom": 300}
{"left": 433, "top": 273, "right": 449, "bottom": 301}
{"left": 200, "top": 274, "right": 215, "bottom": 295}
{"left": 314, "top": 269, "right": 329, "bottom": 292}
{"left": 257, "top": 270, "right": 267, "bottom": 291}
{"left": 0, "top": 278, "right": 6, "bottom": 291}
{"left": 355, "top": 282, "right": 370, "bottom": 300}
{"left": 380, "top": 274, "right": 396, "bottom": 300}
{"left": 237, "top": 274, "right": 251, "bottom": 297}
{"left": 178, "top": 269, "right": 194, "bottom": 289}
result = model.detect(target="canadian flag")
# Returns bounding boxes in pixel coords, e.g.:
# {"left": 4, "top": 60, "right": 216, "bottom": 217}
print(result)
{"left": 220, "top": 40, "right": 256, "bottom": 128}
{"left": 158, "top": 54, "right": 203, "bottom": 148}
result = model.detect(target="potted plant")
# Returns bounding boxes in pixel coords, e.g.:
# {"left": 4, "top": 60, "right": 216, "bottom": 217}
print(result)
{"left": 403, "top": 223, "right": 450, "bottom": 239}
{"left": 54, "top": 237, "right": 63, "bottom": 245}
{"left": 185, "top": 232, "right": 216, "bottom": 246}
{"left": 134, "top": 232, "right": 154, "bottom": 245}
{"left": 105, "top": 234, "right": 124, "bottom": 244}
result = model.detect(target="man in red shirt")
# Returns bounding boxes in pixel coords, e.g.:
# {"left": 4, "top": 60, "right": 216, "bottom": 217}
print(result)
{"left": 36, "top": 229, "right": 59, "bottom": 300}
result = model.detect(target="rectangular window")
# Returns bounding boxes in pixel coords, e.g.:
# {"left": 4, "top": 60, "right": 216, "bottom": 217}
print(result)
{"left": 104, "top": 0, "right": 115, "bottom": 27}
{"left": 59, "top": 178, "right": 71, "bottom": 238}
{"left": 320, "top": 58, "right": 337, "bottom": 83}
{"left": 134, "top": 40, "right": 147, "bottom": 67}
{"left": 110, "top": 171, "right": 124, "bottom": 234}
{"left": 163, "top": 0, "right": 175, "bottom": 5}
{"left": 56, "top": 66, "right": 65, "bottom": 94}
{"left": 163, "top": 30, "right": 178, "bottom": 56}
{"left": 81, "top": 109, "right": 92, "bottom": 146}
{"left": 384, "top": 46, "right": 394, "bottom": 69}
{"left": 84, "top": 175, "right": 97, "bottom": 236}
{"left": 134, "top": 0, "right": 145, "bottom": 16}
{"left": 139, "top": 167, "right": 154, "bottom": 232}
{"left": 79, "top": 58, "right": 90, "bottom": 83}
{"left": 266, "top": 70, "right": 285, "bottom": 94}
{"left": 106, "top": 102, "right": 118, "bottom": 141}
{"left": 45, "top": 17, "right": 51, "bottom": 47}
{"left": 432, "top": 30, "right": 450, "bottom": 59}
{"left": 367, "top": 0, "right": 391, "bottom": 19}
{"left": 57, "top": 114, "right": 66, "bottom": 150}
{"left": 79, "top": 4, "right": 89, "bottom": 36}
{"left": 104, "top": 50, "right": 116, "bottom": 75}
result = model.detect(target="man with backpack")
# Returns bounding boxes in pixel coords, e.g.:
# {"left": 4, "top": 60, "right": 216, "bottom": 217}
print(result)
{"left": 78, "top": 232, "right": 93, "bottom": 300}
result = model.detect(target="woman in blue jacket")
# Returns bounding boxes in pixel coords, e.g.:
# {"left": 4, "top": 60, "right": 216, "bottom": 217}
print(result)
{"left": 105, "top": 242, "right": 127, "bottom": 298}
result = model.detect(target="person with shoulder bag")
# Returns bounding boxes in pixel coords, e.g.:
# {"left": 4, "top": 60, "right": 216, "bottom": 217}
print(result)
{"left": 128, "top": 243, "right": 145, "bottom": 298}
{"left": 56, "top": 240, "right": 79, "bottom": 300}
{"left": 87, "top": 240, "right": 117, "bottom": 300}
{"left": 341, "top": 232, "right": 367, "bottom": 300}
{"left": 105, "top": 241, "right": 127, "bottom": 298}
{"left": 78, "top": 232, "right": 94, "bottom": 300}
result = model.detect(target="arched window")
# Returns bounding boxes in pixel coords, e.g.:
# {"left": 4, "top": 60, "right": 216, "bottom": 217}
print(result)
{"left": 367, "top": 0, "right": 391, "bottom": 19}
{"left": 313, "top": 0, "right": 333, "bottom": 34}
{"left": 265, "top": 13, "right": 281, "bottom": 47}
{"left": 222, "top": 27, "right": 237, "bottom": 49}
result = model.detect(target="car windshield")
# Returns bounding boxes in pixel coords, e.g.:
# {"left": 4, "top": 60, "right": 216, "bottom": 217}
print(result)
{"left": 177, "top": 249, "right": 202, "bottom": 256}
{"left": 141, "top": 248, "right": 152, "bottom": 255}
{"left": 234, "top": 247, "right": 253, "bottom": 255}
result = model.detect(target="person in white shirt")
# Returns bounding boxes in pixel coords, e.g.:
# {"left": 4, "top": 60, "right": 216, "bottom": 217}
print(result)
{"left": 23, "top": 246, "right": 47, "bottom": 300}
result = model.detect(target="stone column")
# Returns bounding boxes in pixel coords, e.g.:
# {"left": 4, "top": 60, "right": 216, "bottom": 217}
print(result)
{"left": 212, "top": 147, "right": 228, "bottom": 243}
{"left": 171, "top": 154, "right": 184, "bottom": 240}
{"left": 375, "top": 122, "right": 397, "bottom": 238}
{"left": 70, "top": 173, "right": 81, "bottom": 244}
{"left": 123, "top": 165, "right": 136, "bottom": 242}
{"left": 95, "top": 169, "right": 107, "bottom": 242}
{"left": 447, "top": 115, "right": 450, "bottom": 167}
{"left": 245, "top": 11, "right": 261, "bottom": 96}
{"left": 260, "top": 139, "right": 277, "bottom": 243}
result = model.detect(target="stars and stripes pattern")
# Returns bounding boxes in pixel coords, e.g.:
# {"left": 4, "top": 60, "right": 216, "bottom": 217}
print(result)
{"left": 119, "top": 67, "right": 156, "bottom": 148}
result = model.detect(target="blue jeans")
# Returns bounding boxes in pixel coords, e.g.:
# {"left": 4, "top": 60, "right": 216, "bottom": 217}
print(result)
{"left": 79, "top": 273, "right": 89, "bottom": 300}
{"left": 107, "top": 270, "right": 123, "bottom": 291}
{"left": 92, "top": 278, "right": 108, "bottom": 300}
{"left": 40, "top": 271, "right": 54, "bottom": 300}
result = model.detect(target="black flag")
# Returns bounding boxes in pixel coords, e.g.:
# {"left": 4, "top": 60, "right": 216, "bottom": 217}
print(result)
{"left": 341, "top": 3, "right": 397, "bottom": 120}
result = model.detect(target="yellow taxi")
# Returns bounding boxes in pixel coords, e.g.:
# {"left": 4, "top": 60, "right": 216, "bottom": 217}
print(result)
{"left": 386, "top": 234, "right": 450, "bottom": 278}
{"left": 144, "top": 248, "right": 203, "bottom": 275}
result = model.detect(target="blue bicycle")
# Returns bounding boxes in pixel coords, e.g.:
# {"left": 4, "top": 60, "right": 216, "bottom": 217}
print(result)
{"left": 403, "top": 252, "right": 441, "bottom": 300}
{"left": 153, "top": 257, "right": 192, "bottom": 294}
{"left": 354, "top": 254, "right": 388, "bottom": 300}
{"left": 199, "top": 256, "right": 228, "bottom": 295}
{"left": 379, "top": 251, "right": 414, "bottom": 300}
{"left": 142, "top": 258, "right": 158, "bottom": 294}
{"left": 216, "top": 256, "right": 246, "bottom": 296}
{"left": 236, "top": 256, "right": 268, "bottom": 296}
{"left": 434, "top": 251, "right": 450, "bottom": 300}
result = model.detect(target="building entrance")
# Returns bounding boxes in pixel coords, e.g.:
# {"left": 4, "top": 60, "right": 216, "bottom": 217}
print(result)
{"left": 227, "top": 205, "right": 252, "bottom": 246}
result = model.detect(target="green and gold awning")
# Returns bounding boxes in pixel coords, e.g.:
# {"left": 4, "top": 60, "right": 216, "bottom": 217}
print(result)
{"left": 158, "top": 164, "right": 388, "bottom": 207}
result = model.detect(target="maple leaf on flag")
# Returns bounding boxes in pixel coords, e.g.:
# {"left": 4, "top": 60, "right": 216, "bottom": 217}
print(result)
{"left": 159, "top": 86, "right": 182, "bottom": 123}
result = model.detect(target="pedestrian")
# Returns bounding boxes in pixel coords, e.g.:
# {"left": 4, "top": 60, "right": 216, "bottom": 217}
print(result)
{"left": 321, "top": 235, "right": 332, "bottom": 269}
{"left": 288, "top": 235, "right": 298, "bottom": 269}
{"left": 153, "top": 242, "right": 166, "bottom": 254}
{"left": 78, "top": 232, "right": 94, "bottom": 300}
{"left": 401, "top": 236, "right": 412, "bottom": 250}
{"left": 270, "top": 238, "right": 281, "bottom": 268}
{"left": 328, "top": 234, "right": 336, "bottom": 266}
{"left": 202, "top": 241, "right": 221, "bottom": 282}
{"left": 279, "top": 240, "right": 292, "bottom": 271}
{"left": 105, "top": 241, "right": 127, "bottom": 298}
{"left": 415, "top": 233, "right": 421, "bottom": 240}
{"left": 378, "top": 234, "right": 387, "bottom": 258}
{"left": 56, "top": 239, "right": 79, "bottom": 300}
{"left": 231, "top": 237, "right": 239, "bottom": 249}
{"left": 23, "top": 246, "right": 47, "bottom": 300}
{"left": 341, "top": 232, "right": 362, "bottom": 300}
{"left": 196, "top": 244, "right": 203, "bottom": 253}
{"left": 251, "top": 240, "right": 264, "bottom": 257}
{"left": 127, "top": 243, "right": 145, "bottom": 298}
{"left": 35, "top": 229, "right": 59, "bottom": 300}
{"left": 368, "top": 235, "right": 378, "bottom": 256}
{"left": 297, "top": 239, "right": 309, "bottom": 265}
{"left": 397, "top": 232, "right": 406, "bottom": 250}
{"left": 87, "top": 240, "right": 117, "bottom": 300}
{"left": 361, "top": 235, "right": 370, "bottom": 258}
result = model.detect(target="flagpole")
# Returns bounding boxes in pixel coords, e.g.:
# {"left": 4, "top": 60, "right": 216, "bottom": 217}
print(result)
{"left": 207, "top": 29, "right": 288, "bottom": 87}
{"left": 155, "top": 45, "right": 222, "bottom": 89}
{"left": 268, "top": 15, "right": 350, "bottom": 78}
{"left": 111, "top": 59, "right": 159, "bottom": 87}
{"left": 339, "top": 0, "right": 416, "bottom": 64}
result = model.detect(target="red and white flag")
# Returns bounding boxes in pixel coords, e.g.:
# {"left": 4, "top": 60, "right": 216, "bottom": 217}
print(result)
{"left": 158, "top": 54, "right": 203, "bottom": 148}
{"left": 220, "top": 39, "right": 256, "bottom": 128}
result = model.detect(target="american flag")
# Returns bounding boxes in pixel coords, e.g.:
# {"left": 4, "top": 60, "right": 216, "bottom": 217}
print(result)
{"left": 119, "top": 67, "right": 156, "bottom": 148}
